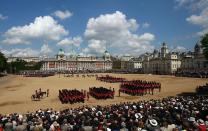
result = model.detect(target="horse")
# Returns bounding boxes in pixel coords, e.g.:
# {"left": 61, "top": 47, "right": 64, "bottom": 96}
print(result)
{"left": 39, "top": 91, "right": 46, "bottom": 98}
{"left": 31, "top": 94, "right": 40, "bottom": 101}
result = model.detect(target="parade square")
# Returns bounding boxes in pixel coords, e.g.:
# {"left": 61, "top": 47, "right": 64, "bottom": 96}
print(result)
{"left": 0, "top": 73, "right": 207, "bottom": 114}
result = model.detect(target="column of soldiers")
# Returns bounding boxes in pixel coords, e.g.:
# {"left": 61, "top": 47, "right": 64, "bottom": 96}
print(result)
{"left": 96, "top": 75, "right": 126, "bottom": 83}
{"left": 23, "top": 71, "right": 55, "bottom": 77}
{"left": 89, "top": 87, "right": 115, "bottom": 99}
{"left": 59, "top": 89, "right": 85, "bottom": 104}
{"left": 119, "top": 80, "right": 161, "bottom": 96}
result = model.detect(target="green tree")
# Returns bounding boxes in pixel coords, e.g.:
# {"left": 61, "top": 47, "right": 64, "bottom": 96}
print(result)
{"left": 201, "top": 33, "right": 208, "bottom": 60}
{"left": 7, "top": 60, "right": 42, "bottom": 73}
{"left": 10, "top": 59, "right": 27, "bottom": 73}
{"left": 0, "top": 52, "right": 7, "bottom": 72}
{"left": 32, "top": 62, "right": 42, "bottom": 70}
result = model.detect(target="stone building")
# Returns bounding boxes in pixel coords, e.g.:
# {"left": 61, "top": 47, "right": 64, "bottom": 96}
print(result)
{"left": 143, "top": 42, "right": 181, "bottom": 74}
{"left": 127, "top": 57, "right": 143, "bottom": 71}
{"left": 7, "top": 56, "right": 40, "bottom": 63}
{"left": 41, "top": 49, "right": 112, "bottom": 72}
{"left": 180, "top": 41, "right": 208, "bottom": 72}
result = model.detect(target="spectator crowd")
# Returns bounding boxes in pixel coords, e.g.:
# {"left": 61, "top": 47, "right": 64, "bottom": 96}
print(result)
{"left": 0, "top": 96, "right": 208, "bottom": 131}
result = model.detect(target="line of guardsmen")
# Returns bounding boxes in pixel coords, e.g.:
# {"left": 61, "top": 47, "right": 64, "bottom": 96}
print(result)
{"left": 22, "top": 72, "right": 55, "bottom": 77}
{"left": 96, "top": 75, "right": 126, "bottom": 83}
{"left": 59, "top": 89, "right": 85, "bottom": 104}
{"left": 89, "top": 87, "right": 115, "bottom": 99}
{"left": 119, "top": 80, "right": 161, "bottom": 96}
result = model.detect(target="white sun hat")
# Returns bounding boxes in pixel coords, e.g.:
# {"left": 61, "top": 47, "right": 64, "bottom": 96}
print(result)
{"left": 149, "top": 119, "right": 158, "bottom": 127}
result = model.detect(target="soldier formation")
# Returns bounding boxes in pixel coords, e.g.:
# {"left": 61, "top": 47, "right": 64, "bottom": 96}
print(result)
{"left": 65, "top": 73, "right": 98, "bottom": 78}
{"left": 59, "top": 89, "right": 85, "bottom": 104}
{"left": 21, "top": 71, "right": 55, "bottom": 77}
{"left": 96, "top": 75, "right": 126, "bottom": 83}
{"left": 120, "top": 80, "right": 161, "bottom": 96}
{"left": 89, "top": 87, "right": 115, "bottom": 99}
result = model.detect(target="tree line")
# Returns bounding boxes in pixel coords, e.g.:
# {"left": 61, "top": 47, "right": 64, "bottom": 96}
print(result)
{"left": 0, "top": 52, "right": 42, "bottom": 74}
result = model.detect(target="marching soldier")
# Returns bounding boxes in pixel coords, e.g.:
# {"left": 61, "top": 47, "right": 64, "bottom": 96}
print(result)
{"left": 47, "top": 89, "right": 49, "bottom": 97}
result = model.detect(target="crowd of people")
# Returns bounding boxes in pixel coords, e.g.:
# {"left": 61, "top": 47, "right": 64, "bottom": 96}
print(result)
{"left": 21, "top": 71, "right": 55, "bottom": 77}
{"left": 89, "top": 87, "right": 115, "bottom": 99}
{"left": 0, "top": 95, "right": 208, "bottom": 131}
{"left": 196, "top": 83, "right": 208, "bottom": 95}
{"left": 59, "top": 89, "right": 85, "bottom": 104}
{"left": 120, "top": 80, "right": 161, "bottom": 96}
{"left": 96, "top": 75, "right": 126, "bottom": 83}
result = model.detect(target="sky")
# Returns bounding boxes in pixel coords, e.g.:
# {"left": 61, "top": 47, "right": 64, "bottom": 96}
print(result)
{"left": 0, "top": 0, "right": 208, "bottom": 57}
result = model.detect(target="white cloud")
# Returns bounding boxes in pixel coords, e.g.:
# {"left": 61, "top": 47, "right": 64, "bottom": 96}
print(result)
{"left": 83, "top": 11, "right": 155, "bottom": 56}
{"left": 57, "top": 36, "right": 82, "bottom": 47}
{"left": 2, "top": 48, "right": 39, "bottom": 57}
{"left": 175, "top": 0, "right": 208, "bottom": 36}
{"left": 53, "top": 10, "right": 73, "bottom": 20}
{"left": 173, "top": 46, "right": 187, "bottom": 52}
{"left": 128, "top": 19, "right": 139, "bottom": 31}
{"left": 0, "top": 14, "right": 8, "bottom": 20}
{"left": 139, "top": 33, "right": 154, "bottom": 41}
{"left": 175, "top": 0, "right": 194, "bottom": 7}
{"left": 142, "top": 22, "right": 150, "bottom": 28}
{"left": 2, "top": 16, "right": 68, "bottom": 45}
{"left": 1, "top": 44, "right": 53, "bottom": 57}
{"left": 83, "top": 39, "right": 106, "bottom": 55}
{"left": 41, "top": 43, "right": 52, "bottom": 55}
{"left": 186, "top": 8, "right": 208, "bottom": 35}
{"left": 2, "top": 37, "right": 30, "bottom": 45}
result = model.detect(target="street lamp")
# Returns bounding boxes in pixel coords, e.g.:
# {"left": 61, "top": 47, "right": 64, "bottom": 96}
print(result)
{"left": 59, "top": 60, "right": 60, "bottom": 78}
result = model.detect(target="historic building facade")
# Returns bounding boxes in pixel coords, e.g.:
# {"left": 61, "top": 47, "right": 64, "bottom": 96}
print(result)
{"left": 180, "top": 41, "right": 208, "bottom": 72}
{"left": 7, "top": 56, "right": 40, "bottom": 63}
{"left": 128, "top": 57, "right": 143, "bottom": 70}
{"left": 143, "top": 43, "right": 181, "bottom": 74}
{"left": 41, "top": 49, "right": 112, "bottom": 71}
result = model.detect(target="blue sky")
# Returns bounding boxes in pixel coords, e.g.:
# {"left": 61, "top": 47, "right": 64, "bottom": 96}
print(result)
{"left": 0, "top": 0, "right": 207, "bottom": 57}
